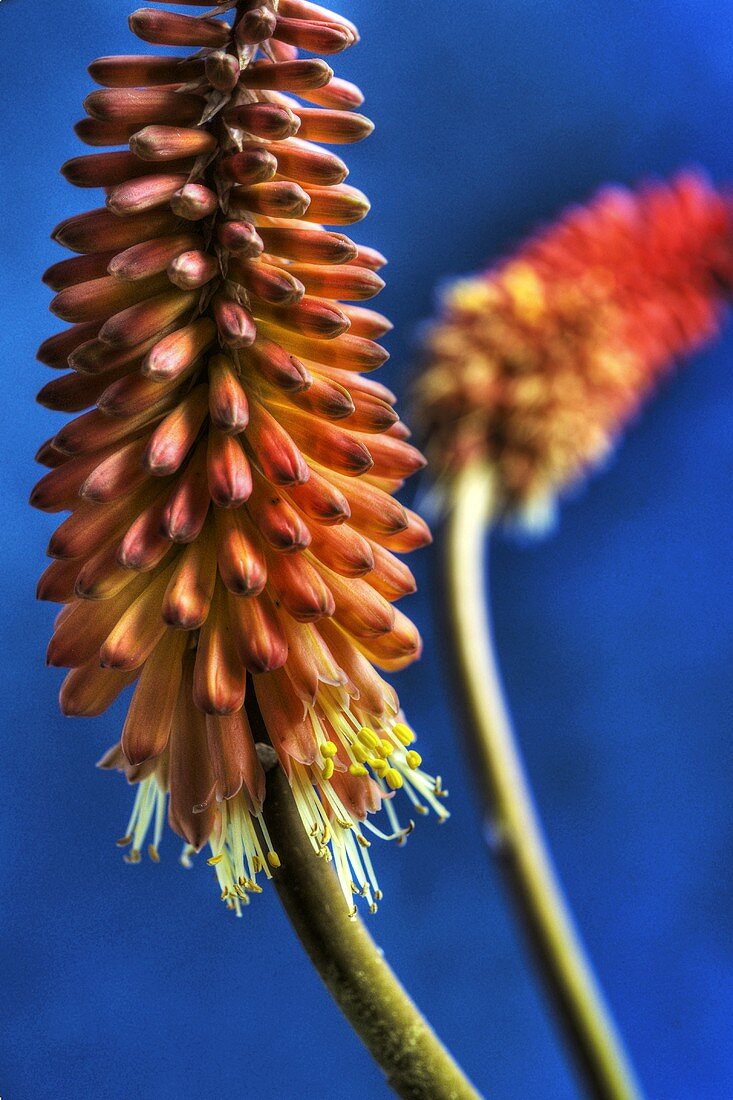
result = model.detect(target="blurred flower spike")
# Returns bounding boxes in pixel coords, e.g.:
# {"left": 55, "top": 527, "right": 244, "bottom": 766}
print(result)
{"left": 416, "top": 171, "right": 733, "bottom": 530}
{"left": 35, "top": 0, "right": 446, "bottom": 917}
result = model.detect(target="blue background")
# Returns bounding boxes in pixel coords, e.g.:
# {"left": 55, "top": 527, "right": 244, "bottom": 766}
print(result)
{"left": 1, "top": 1, "right": 732, "bottom": 1097}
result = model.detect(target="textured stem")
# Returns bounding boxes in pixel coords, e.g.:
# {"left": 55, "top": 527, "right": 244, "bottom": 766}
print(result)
{"left": 443, "top": 458, "right": 641, "bottom": 1100}
{"left": 260, "top": 758, "right": 483, "bottom": 1100}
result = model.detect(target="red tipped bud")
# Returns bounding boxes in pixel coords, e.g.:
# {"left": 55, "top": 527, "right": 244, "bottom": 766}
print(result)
{"left": 212, "top": 294, "right": 257, "bottom": 348}
{"left": 129, "top": 8, "right": 231, "bottom": 48}
{"left": 219, "top": 147, "right": 278, "bottom": 186}
{"left": 215, "top": 220, "right": 264, "bottom": 257}
{"left": 235, "top": 6, "right": 277, "bottom": 44}
{"left": 230, "top": 180, "right": 311, "bottom": 219}
{"left": 273, "top": 16, "right": 355, "bottom": 55}
{"left": 205, "top": 51, "right": 241, "bottom": 93}
{"left": 130, "top": 125, "right": 217, "bottom": 162}
{"left": 143, "top": 317, "right": 216, "bottom": 381}
{"left": 83, "top": 88, "right": 203, "bottom": 126}
{"left": 208, "top": 353, "right": 249, "bottom": 432}
{"left": 224, "top": 102, "right": 300, "bottom": 140}
{"left": 257, "top": 226, "right": 357, "bottom": 265}
{"left": 107, "top": 231, "right": 201, "bottom": 281}
{"left": 167, "top": 249, "right": 219, "bottom": 290}
{"left": 170, "top": 183, "right": 218, "bottom": 220}
{"left": 293, "top": 107, "right": 373, "bottom": 144}
{"left": 240, "top": 59, "right": 333, "bottom": 92}
{"left": 88, "top": 53, "right": 203, "bottom": 88}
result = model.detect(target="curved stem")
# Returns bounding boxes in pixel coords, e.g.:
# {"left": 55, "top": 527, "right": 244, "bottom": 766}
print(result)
{"left": 260, "top": 755, "right": 483, "bottom": 1100}
{"left": 443, "top": 458, "right": 641, "bottom": 1100}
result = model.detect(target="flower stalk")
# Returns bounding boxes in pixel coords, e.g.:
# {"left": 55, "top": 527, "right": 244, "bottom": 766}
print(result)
{"left": 444, "top": 457, "right": 641, "bottom": 1100}
{"left": 258, "top": 740, "right": 481, "bottom": 1100}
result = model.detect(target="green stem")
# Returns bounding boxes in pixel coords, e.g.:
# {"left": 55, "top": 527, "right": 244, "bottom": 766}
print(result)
{"left": 260, "top": 754, "right": 483, "bottom": 1100}
{"left": 444, "top": 458, "right": 642, "bottom": 1100}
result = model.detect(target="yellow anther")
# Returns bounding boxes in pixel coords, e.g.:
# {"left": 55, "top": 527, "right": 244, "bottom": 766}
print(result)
{"left": 148, "top": 845, "right": 160, "bottom": 863}
{"left": 393, "top": 722, "right": 415, "bottom": 746}
{"left": 379, "top": 739, "right": 394, "bottom": 757}
{"left": 321, "top": 758, "right": 335, "bottom": 781}
{"left": 320, "top": 741, "right": 338, "bottom": 759}
{"left": 250, "top": 883, "right": 263, "bottom": 894}
{"left": 357, "top": 726, "right": 381, "bottom": 751}
{"left": 253, "top": 856, "right": 262, "bottom": 873}
{"left": 267, "top": 851, "right": 281, "bottom": 870}
{"left": 370, "top": 757, "right": 388, "bottom": 778}
{"left": 349, "top": 763, "right": 368, "bottom": 778}
{"left": 351, "top": 742, "right": 368, "bottom": 763}
{"left": 207, "top": 853, "right": 225, "bottom": 866}
{"left": 385, "top": 768, "right": 404, "bottom": 790}
{"left": 406, "top": 750, "right": 423, "bottom": 769}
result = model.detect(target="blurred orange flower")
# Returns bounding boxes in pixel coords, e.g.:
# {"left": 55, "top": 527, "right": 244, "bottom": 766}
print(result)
{"left": 416, "top": 171, "right": 733, "bottom": 529}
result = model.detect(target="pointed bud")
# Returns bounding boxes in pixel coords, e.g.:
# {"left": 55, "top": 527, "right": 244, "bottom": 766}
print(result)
{"left": 228, "top": 258, "right": 304, "bottom": 306}
{"left": 204, "top": 50, "right": 240, "bottom": 93}
{"left": 161, "top": 439, "right": 210, "bottom": 542}
{"left": 293, "top": 107, "right": 373, "bottom": 144}
{"left": 129, "top": 8, "right": 230, "bottom": 49}
{"left": 99, "top": 289, "right": 197, "bottom": 348}
{"left": 162, "top": 521, "right": 217, "bottom": 629}
{"left": 170, "top": 183, "right": 218, "bottom": 220}
{"left": 167, "top": 249, "right": 218, "bottom": 290}
{"left": 274, "top": 16, "right": 355, "bottom": 55}
{"left": 207, "top": 430, "right": 252, "bottom": 507}
{"left": 130, "top": 124, "right": 217, "bottom": 162}
{"left": 305, "top": 75, "right": 364, "bottom": 110}
{"left": 215, "top": 220, "right": 264, "bottom": 257}
{"left": 88, "top": 53, "right": 203, "bottom": 88}
{"left": 143, "top": 384, "right": 209, "bottom": 475}
{"left": 143, "top": 317, "right": 216, "bottom": 380}
{"left": 214, "top": 508, "right": 267, "bottom": 596}
{"left": 121, "top": 628, "right": 188, "bottom": 764}
{"left": 208, "top": 353, "right": 249, "bottom": 432}
{"left": 108, "top": 231, "right": 202, "bottom": 281}
{"left": 240, "top": 58, "right": 333, "bottom": 92}
{"left": 53, "top": 206, "right": 180, "bottom": 254}
{"left": 235, "top": 6, "right": 277, "bottom": 44}
{"left": 230, "top": 180, "right": 311, "bottom": 219}
{"left": 192, "top": 583, "right": 246, "bottom": 715}
{"left": 83, "top": 88, "right": 203, "bottom": 126}
{"left": 228, "top": 591, "right": 288, "bottom": 674}
{"left": 212, "top": 294, "right": 257, "bottom": 348}
{"left": 224, "top": 102, "right": 300, "bottom": 140}
{"left": 219, "top": 147, "right": 278, "bottom": 186}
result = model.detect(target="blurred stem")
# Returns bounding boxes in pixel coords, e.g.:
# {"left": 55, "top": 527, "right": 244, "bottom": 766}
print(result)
{"left": 444, "top": 458, "right": 641, "bottom": 1100}
{"left": 260, "top": 755, "right": 482, "bottom": 1100}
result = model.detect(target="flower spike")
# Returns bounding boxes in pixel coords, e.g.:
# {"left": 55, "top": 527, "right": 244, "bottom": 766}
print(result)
{"left": 416, "top": 171, "right": 733, "bottom": 529}
{"left": 37, "top": 0, "right": 445, "bottom": 918}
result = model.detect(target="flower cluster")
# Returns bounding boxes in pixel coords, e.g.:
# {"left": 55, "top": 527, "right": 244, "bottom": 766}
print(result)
{"left": 415, "top": 172, "right": 733, "bottom": 529}
{"left": 35, "top": 0, "right": 446, "bottom": 916}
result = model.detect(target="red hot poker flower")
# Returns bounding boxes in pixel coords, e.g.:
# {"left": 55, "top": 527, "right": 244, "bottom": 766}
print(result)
{"left": 35, "top": 0, "right": 445, "bottom": 917}
{"left": 416, "top": 171, "right": 733, "bottom": 529}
